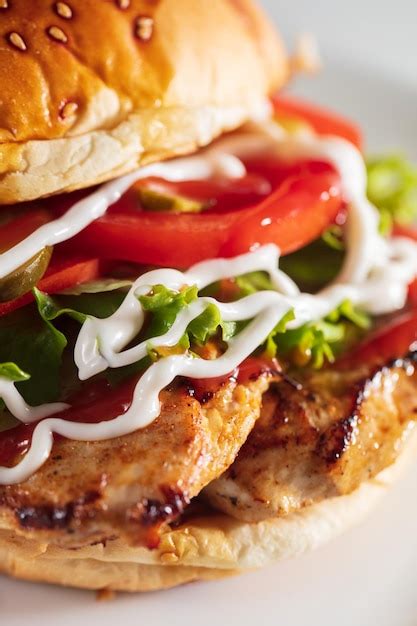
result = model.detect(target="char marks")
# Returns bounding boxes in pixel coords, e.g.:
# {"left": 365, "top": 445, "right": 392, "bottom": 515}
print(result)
{"left": 0, "top": 373, "right": 272, "bottom": 547}
{"left": 205, "top": 351, "right": 417, "bottom": 522}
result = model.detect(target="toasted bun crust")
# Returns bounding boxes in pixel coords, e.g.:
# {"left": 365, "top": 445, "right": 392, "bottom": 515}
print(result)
{"left": 1, "top": 429, "right": 416, "bottom": 592}
{"left": 0, "top": 0, "right": 287, "bottom": 204}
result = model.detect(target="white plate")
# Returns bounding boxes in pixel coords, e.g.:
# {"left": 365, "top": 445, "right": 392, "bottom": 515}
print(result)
{"left": 3, "top": 58, "right": 417, "bottom": 626}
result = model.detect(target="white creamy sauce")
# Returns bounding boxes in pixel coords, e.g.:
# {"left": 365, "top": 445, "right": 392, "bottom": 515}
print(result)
{"left": 0, "top": 152, "right": 245, "bottom": 280}
{"left": 0, "top": 123, "right": 417, "bottom": 485}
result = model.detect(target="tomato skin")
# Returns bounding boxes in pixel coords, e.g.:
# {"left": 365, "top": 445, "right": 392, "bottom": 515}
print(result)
{"left": 0, "top": 257, "right": 103, "bottom": 317}
{"left": 68, "top": 209, "right": 239, "bottom": 268}
{"left": 0, "top": 209, "right": 51, "bottom": 251}
{"left": 64, "top": 168, "right": 343, "bottom": 267}
{"left": 222, "top": 170, "right": 342, "bottom": 257}
{"left": 135, "top": 173, "right": 272, "bottom": 213}
{"left": 272, "top": 95, "right": 363, "bottom": 150}
{"left": 394, "top": 225, "right": 417, "bottom": 305}
{"left": 340, "top": 225, "right": 417, "bottom": 368}
{"left": 341, "top": 311, "right": 417, "bottom": 369}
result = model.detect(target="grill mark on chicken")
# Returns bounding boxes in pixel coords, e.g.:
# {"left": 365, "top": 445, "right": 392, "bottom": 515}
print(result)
{"left": 15, "top": 490, "right": 100, "bottom": 530}
{"left": 0, "top": 371, "right": 275, "bottom": 546}
{"left": 205, "top": 352, "right": 417, "bottom": 522}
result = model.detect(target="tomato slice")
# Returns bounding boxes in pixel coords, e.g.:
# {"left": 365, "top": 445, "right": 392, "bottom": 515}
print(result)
{"left": 0, "top": 256, "right": 103, "bottom": 316}
{"left": 394, "top": 225, "right": 417, "bottom": 304}
{"left": 0, "top": 96, "right": 362, "bottom": 273}
{"left": 341, "top": 311, "right": 417, "bottom": 369}
{"left": 222, "top": 168, "right": 341, "bottom": 257}
{"left": 63, "top": 165, "right": 342, "bottom": 267}
{"left": 136, "top": 173, "right": 272, "bottom": 213}
{"left": 272, "top": 95, "right": 363, "bottom": 149}
{"left": 340, "top": 225, "right": 417, "bottom": 367}
{"left": 0, "top": 209, "right": 51, "bottom": 251}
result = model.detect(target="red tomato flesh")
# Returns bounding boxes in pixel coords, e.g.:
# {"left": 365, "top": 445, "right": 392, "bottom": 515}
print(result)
{"left": 341, "top": 311, "right": 417, "bottom": 369}
{"left": 63, "top": 163, "right": 343, "bottom": 267}
{"left": 0, "top": 96, "right": 362, "bottom": 277}
{"left": 0, "top": 256, "right": 104, "bottom": 316}
{"left": 394, "top": 225, "right": 417, "bottom": 304}
{"left": 0, "top": 209, "right": 51, "bottom": 251}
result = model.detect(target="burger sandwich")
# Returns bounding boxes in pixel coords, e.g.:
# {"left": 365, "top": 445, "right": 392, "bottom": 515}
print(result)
{"left": 0, "top": 0, "right": 417, "bottom": 592}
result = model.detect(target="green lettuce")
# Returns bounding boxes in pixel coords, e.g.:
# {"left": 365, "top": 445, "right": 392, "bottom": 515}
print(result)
{"left": 59, "top": 278, "right": 133, "bottom": 296}
{"left": 140, "top": 285, "right": 236, "bottom": 354}
{"left": 0, "top": 274, "right": 372, "bottom": 427}
{"left": 266, "top": 299, "right": 370, "bottom": 369}
{"left": 0, "top": 302, "right": 67, "bottom": 406}
{"left": 235, "top": 271, "right": 277, "bottom": 296}
{"left": 367, "top": 155, "right": 417, "bottom": 234}
{"left": 321, "top": 224, "right": 345, "bottom": 251}
{"left": 0, "top": 287, "right": 128, "bottom": 411}
{"left": 139, "top": 284, "right": 198, "bottom": 339}
{"left": 0, "top": 362, "right": 30, "bottom": 382}
{"left": 0, "top": 363, "right": 30, "bottom": 430}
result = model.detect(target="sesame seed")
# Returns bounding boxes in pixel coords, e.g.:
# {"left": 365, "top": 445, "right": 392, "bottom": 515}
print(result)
{"left": 47, "top": 25, "right": 68, "bottom": 43}
{"left": 8, "top": 32, "right": 27, "bottom": 51}
{"left": 0, "top": 0, "right": 9, "bottom": 9}
{"left": 135, "top": 16, "right": 154, "bottom": 42}
{"left": 60, "top": 101, "right": 78, "bottom": 119}
{"left": 55, "top": 2, "right": 73, "bottom": 19}
{"left": 117, "top": 0, "right": 130, "bottom": 8}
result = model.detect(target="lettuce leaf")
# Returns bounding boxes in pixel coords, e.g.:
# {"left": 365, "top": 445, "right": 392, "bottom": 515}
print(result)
{"left": 235, "top": 271, "right": 276, "bottom": 296}
{"left": 367, "top": 155, "right": 417, "bottom": 234}
{"left": 321, "top": 224, "right": 345, "bottom": 251}
{"left": 59, "top": 278, "right": 133, "bottom": 296}
{"left": 0, "top": 287, "right": 130, "bottom": 410}
{"left": 279, "top": 239, "right": 344, "bottom": 293}
{"left": 267, "top": 299, "right": 370, "bottom": 369}
{"left": 0, "top": 272, "right": 372, "bottom": 424}
{"left": 139, "top": 284, "right": 198, "bottom": 339}
{"left": 0, "top": 302, "right": 67, "bottom": 406}
{"left": 140, "top": 285, "right": 235, "bottom": 356}
{"left": 35, "top": 288, "right": 126, "bottom": 321}
{"left": 0, "top": 363, "right": 31, "bottom": 429}
{"left": 0, "top": 362, "right": 30, "bottom": 382}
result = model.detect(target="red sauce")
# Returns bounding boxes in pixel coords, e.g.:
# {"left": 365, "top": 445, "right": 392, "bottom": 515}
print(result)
{"left": 0, "top": 376, "right": 138, "bottom": 467}
{"left": 0, "top": 357, "right": 281, "bottom": 469}
{"left": 186, "top": 356, "right": 281, "bottom": 403}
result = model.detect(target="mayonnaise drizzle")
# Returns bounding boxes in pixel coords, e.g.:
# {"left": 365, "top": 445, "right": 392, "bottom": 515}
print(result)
{"left": 0, "top": 151, "right": 246, "bottom": 280}
{"left": 0, "top": 123, "right": 416, "bottom": 485}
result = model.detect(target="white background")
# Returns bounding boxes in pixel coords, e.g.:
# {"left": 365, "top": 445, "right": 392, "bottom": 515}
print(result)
{"left": 261, "top": 0, "right": 417, "bottom": 158}
{"left": 261, "top": 0, "right": 417, "bottom": 83}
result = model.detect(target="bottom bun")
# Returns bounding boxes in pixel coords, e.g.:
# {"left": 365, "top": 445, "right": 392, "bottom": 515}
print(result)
{"left": 1, "top": 428, "right": 416, "bottom": 592}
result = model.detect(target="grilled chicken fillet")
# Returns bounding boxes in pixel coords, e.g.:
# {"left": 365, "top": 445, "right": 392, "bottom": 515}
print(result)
{"left": 205, "top": 352, "right": 417, "bottom": 522}
{"left": 0, "top": 370, "right": 275, "bottom": 547}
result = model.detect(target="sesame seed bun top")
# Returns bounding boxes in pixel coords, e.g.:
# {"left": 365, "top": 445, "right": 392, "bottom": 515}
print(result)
{"left": 0, "top": 0, "right": 288, "bottom": 203}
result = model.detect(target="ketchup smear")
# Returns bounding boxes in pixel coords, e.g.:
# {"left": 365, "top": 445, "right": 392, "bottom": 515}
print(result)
{"left": 0, "top": 357, "right": 280, "bottom": 469}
